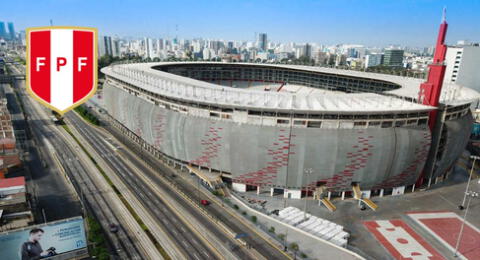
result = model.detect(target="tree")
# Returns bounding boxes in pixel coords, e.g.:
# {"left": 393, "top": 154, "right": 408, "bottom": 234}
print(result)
{"left": 268, "top": 226, "right": 275, "bottom": 234}
{"left": 185, "top": 50, "right": 193, "bottom": 60}
{"left": 289, "top": 242, "right": 300, "bottom": 259}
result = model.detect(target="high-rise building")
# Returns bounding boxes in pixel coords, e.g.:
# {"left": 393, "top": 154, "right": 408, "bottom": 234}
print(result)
{"left": 303, "top": 43, "right": 312, "bottom": 58}
{"left": 444, "top": 45, "right": 480, "bottom": 92}
{"left": 99, "top": 36, "right": 111, "bottom": 57}
{"left": 112, "top": 38, "right": 120, "bottom": 57}
{"left": 364, "top": 53, "right": 384, "bottom": 68}
{"left": 144, "top": 38, "right": 155, "bottom": 59}
{"left": 98, "top": 36, "right": 120, "bottom": 57}
{"left": 7, "top": 22, "right": 15, "bottom": 41}
{"left": 19, "top": 30, "right": 26, "bottom": 45}
{"left": 383, "top": 49, "right": 404, "bottom": 67}
{"left": 327, "top": 53, "right": 337, "bottom": 66}
{"left": 157, "top": 39, "right": 164, "bottom": 51}
{"left": 346, "top": 48, "right": 357, "bottom": 58}
{"left": 0, "top": 22, "right": 6, "bottom": 40}
{"left": 227, "top": 41, "right": 234, "bottom": 53}
{"left": 335, "top": 54, "right": 347, "bottom": 67}
{"left": 258, "top": 33, "right": 267, "bottom": 51}
{"left": 102, "top": 36, "right": 113, "bottom": 57}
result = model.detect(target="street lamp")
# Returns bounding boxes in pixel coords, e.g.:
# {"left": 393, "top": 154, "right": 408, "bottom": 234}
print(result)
{"left": 454, "top": 191, "right": 479, "bottom": 258}
{"left": 303, "top": 168, "right": 314, "bottom": 220}
{"left": 459, "top": 155, "right": 479, "bottom": 210}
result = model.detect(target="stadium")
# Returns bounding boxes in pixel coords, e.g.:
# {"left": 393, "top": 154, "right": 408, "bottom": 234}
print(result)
{"left": 100, "top": 61, "right": 478, "bottom": 200}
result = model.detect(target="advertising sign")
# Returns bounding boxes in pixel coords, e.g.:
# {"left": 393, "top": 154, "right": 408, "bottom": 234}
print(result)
{"left": 0, "top": 217, "right": 87, "bottom": 260}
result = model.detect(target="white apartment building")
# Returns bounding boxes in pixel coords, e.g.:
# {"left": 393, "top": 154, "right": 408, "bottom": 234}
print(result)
{"left": 444, "top": 45, "right": 480, "bottom": 92}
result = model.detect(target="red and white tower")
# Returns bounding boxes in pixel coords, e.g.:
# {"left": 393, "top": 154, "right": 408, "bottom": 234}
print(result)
{"left": 419, "top": 8, "right": 448, "bottom": 130}
{"left": 417, "top": 8, "right": 449, "bottom": 186}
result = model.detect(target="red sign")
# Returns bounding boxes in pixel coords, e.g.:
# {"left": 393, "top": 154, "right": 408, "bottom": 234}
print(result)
{"left": 27, "top": 27, "right": 97, "bottom": 114}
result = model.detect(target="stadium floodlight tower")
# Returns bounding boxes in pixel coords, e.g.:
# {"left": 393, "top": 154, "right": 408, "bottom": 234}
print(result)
{"left": 417, "top": 8, "right": 449, "bottom": 187}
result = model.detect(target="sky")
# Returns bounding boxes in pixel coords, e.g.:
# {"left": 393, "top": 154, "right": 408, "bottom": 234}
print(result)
{"left": 2, "top": 0, "right": 480, "bottom": 47}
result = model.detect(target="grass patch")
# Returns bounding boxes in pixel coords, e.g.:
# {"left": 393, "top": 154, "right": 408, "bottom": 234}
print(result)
{"left": 87, "top": 216, "right": 110, "bottom": 260}
{"left": 14, "top": 57, "right": 26, "bottom": 65}
{"left": 62, "top": 124, "right": 171, "bottom": 259}
{"left": 74, "top": 105, "right": 99, "bottom": 125}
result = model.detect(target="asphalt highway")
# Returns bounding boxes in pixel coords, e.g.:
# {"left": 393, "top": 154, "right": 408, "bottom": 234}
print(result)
{"left": 79, "top": 104, "right": 292, "bottom": 260}
{"left": 9, "top": 64, "right": 144, "bottom": 259}
{"left": 66, "top": 112, "right": 221, "bottom": 260}
{"left": 113, "top": 126, "right": 292, "bottom": 260}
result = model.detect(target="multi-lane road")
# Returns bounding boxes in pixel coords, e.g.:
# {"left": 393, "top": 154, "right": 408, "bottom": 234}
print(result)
{"left": 7, "top": 63, "right": 147, "bottom": 259}
{"left": 70, "top": 102, "right": 292, "bottom": 260}
{"left": 67, "top": 112, "right": 233, "bottom": 260}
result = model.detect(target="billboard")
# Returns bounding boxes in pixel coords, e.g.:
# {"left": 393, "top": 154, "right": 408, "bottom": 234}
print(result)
{"left": 0, "top": 217, "right": 87, "bottom": 260}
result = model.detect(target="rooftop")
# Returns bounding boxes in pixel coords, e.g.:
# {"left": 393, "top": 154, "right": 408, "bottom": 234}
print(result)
{"left": 102, "top": 62, "right": 479, "bottom": 113}
{"left": 0, "top": 176, "right": 25, "bottom": 189}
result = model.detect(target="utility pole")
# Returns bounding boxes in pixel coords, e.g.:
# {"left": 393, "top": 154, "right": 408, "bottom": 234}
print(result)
{"left": 303, "top": 168, "right": 313, "bottom": 220}
{"left": 459, "top": 155, "right": 479, "bottom": 210}
{"left": 454, "top": 191, "right": 479, "bottom": 257}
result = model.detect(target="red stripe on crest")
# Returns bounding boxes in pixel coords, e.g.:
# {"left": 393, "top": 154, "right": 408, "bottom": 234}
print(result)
{"left": 73, "top": 30, "right": 94, "bottom": 103}
{"left": 30, "top": 30, "right": 51, "bottom": 102}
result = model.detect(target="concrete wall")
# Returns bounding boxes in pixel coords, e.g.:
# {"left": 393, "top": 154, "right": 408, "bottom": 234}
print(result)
{"left": 432, "top": 112, "right": 473, "bottom": 178}
{"left": 103, "top": 82, "right": 470, "bottom": 192}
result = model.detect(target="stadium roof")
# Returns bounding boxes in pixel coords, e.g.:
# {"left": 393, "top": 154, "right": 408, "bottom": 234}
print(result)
{"left": 102, "top": 62, "right": 479, "bottom": 113}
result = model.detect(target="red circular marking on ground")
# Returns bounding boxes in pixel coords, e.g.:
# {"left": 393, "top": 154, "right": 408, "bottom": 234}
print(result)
{"left": 386, "top": 228, "right": 395, "bottom": 231}
{"left": 397, "top": 238, "right": 409, "bottom": 244}
{"left": 411, "top": 252, "right": 422, "bottom": 256}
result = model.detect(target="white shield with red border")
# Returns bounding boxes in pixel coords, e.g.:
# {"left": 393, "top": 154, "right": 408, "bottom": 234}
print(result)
{"left": 27, "top": 27, "right": 97, "bottom": 114}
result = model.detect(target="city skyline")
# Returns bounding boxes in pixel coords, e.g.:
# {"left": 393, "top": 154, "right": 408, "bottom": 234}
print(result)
{"left": 2, "top": 0, "right": 480, "bottom": 47}
{"left": 1, "top": 2, "right": 480, "bottom": 260}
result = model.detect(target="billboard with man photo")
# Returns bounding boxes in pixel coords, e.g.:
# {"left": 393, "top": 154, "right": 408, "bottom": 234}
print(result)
{"left": 0, "top": 217, "right": 87, "bottom": 260}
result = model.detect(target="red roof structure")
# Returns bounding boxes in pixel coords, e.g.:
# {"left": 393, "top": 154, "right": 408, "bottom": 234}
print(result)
{"left": 0, "top": 176, "right": 25, "bottom": 188}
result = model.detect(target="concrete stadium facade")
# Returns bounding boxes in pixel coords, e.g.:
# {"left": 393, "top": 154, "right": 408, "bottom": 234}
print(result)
{"left": 101, "top": 62, "right": 477, "bottom": 198}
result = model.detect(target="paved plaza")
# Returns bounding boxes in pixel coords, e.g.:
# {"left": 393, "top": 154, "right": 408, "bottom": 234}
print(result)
{"left": 238, "top": 163, "right": 480, "bottom": 259}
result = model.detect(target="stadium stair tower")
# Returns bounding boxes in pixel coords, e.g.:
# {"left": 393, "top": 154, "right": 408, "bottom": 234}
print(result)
{"left": 352, "top": 183, "right": 378, "bottom": 211}
{"left": 187, "top": 165, "right": 229, "bottom": 197}
{"left": 314, "top": 185, "right": 337, "bottom": 212}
